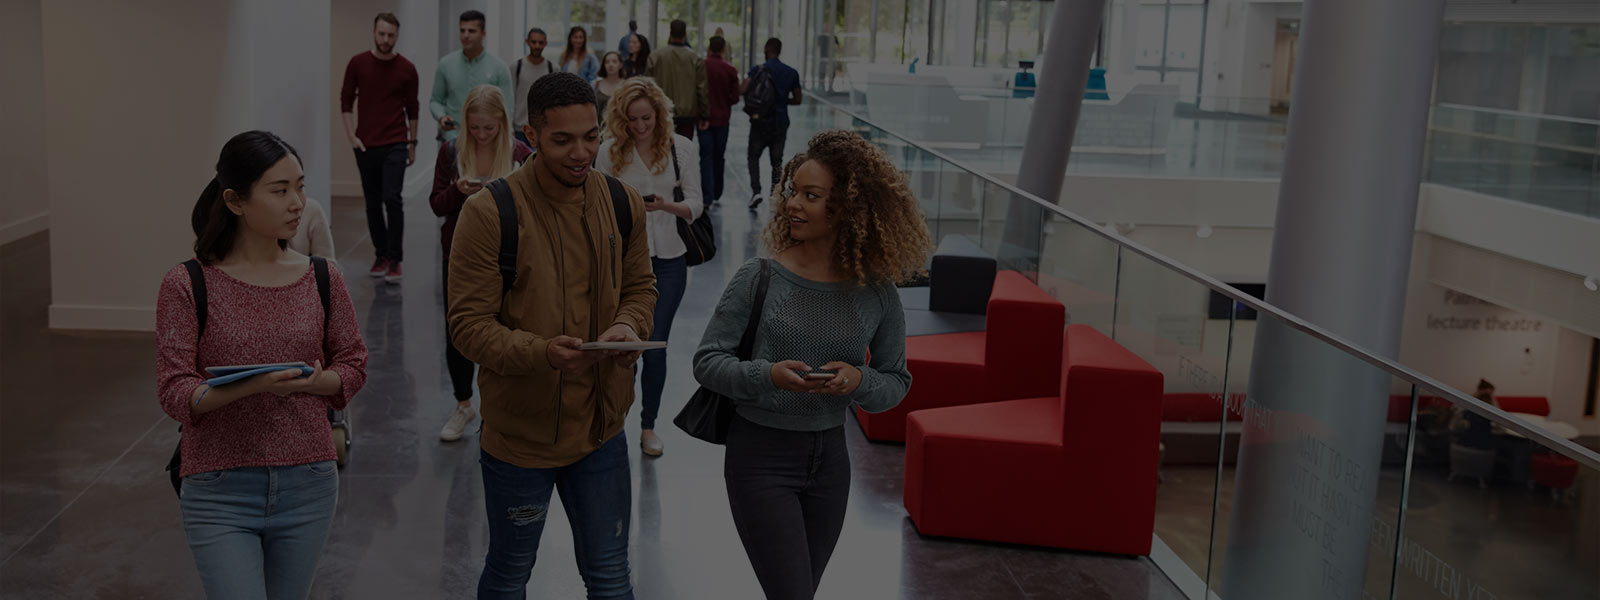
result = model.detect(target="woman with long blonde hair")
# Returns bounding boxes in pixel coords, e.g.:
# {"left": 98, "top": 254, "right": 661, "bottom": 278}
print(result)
{"left": 595, "top": 77, "right": 703, "bottom": 457}
{"left": 429, "top": 84, "right": 532, "bottom": 443}
{"left": 693, "top": 130, "right": 932, "bottom": 599}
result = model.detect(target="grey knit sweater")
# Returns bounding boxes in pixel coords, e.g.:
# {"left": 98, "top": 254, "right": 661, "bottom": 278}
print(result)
{"left": 692, "top": 258, "right": 911, "bottom": 431}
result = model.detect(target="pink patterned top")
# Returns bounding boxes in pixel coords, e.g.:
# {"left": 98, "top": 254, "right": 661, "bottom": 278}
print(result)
{"left": 156, "top": 260, "right": 368, "bottom": 476}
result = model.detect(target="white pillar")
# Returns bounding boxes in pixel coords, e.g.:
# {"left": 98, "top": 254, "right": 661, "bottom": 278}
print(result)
{"left": 1221, "top": 0, "right": 1448, "bottom": 597}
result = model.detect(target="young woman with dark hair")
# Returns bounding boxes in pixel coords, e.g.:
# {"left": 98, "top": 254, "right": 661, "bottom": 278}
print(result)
{"left": 158, "top": 130, "right": 369, "bottom": 600}
{"left": 560, "top": 26, "right": 600, "bottom": 82}
{"left": 624, "top": 33, "right": 651, "bottom": 79}
{"left": 594, "top": 51, "right": 627, "bottom": 118}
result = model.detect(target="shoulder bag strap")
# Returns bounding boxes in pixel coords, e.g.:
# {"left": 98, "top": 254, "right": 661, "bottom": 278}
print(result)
{"left": 182, "top": 259, "right": 207, "bottom": 338}
{"left": 735, "top": 259, "right": 772, "bottom": 361}
{"left": 311, "top": 256, "right": 331, "bottom": 354}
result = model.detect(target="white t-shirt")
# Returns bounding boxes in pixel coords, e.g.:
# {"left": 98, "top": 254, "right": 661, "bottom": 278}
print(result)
{"left": 512, "top": 55, "right": 555, "bottom": 127}
{"left": 595, "top": 134, "right": 703, "bottom": 260}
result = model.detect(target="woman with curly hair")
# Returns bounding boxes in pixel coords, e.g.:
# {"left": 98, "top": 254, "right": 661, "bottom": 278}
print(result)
{"left": 692, "top": 130, "right": 932, "bottom": 599}
{"left": 596, "top": 78, "right": 703, "bottom": 457}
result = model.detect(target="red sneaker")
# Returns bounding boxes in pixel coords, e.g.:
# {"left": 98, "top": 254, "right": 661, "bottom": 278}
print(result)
{"left": 384, "top": 261, "right": 403, "bottom": 284}
{"left": 369, "top": 257, "right": 388, "bottom": 278}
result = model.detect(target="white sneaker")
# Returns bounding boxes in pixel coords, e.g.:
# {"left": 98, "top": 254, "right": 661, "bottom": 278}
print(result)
{"left": 439, "top": 405, "right": 476, "bottom": 442}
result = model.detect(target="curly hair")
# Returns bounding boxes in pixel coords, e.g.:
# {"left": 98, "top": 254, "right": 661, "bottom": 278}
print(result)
{"left": 526, "top": 72, "right": 596, "bottom": 131}
{"left": 603, "top": 78, "right": 675, "bottom": 176}
{"left": 762, "top": 130, "right": 934, "bottom": 285}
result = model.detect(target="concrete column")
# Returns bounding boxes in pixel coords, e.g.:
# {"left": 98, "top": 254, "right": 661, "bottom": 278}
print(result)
{"left": 1003, "top": 0, "right": 1109, "bottom": 272}
{"left": 1219, "top": 0, "right": 1447, "bottom": 598}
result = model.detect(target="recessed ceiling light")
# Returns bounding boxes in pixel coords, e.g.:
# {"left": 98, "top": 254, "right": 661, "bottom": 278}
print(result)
{"left": 1196, "top": 225, "right": 1213, "bottom": 238}
{"left": 1585, "top": 276, "right": 1598, "bottom": 292}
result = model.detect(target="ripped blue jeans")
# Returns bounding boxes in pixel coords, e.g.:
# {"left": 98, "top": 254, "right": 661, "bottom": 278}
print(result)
{"left": 478, "top": 434, "right": 633, "bottom": 599}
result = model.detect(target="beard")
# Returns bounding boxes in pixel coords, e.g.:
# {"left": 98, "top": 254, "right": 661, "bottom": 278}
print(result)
{"left": 376, "top": 42, "right": 395, "bottom": 54}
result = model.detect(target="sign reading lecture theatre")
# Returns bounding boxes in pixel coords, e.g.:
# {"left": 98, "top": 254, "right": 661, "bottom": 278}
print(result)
{"left": 1425, "top": 291, "right": 1543, "bottom": 332}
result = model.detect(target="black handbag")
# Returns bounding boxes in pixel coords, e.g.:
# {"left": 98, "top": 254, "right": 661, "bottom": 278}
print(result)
{"left": 669, "top": 143, "right": 717, "bottom": 267}
{"left": 673, "top": 259, "right": 771, "bottom": 444}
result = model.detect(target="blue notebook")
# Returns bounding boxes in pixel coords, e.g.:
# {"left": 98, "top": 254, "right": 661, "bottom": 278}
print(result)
{"left": 204, "top": 362, "right": 313, "bottom": 387}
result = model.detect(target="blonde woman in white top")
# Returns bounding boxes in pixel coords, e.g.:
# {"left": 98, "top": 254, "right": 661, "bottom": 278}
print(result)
{"left": 595, "top": 77, "right": 703, "bottom": 457}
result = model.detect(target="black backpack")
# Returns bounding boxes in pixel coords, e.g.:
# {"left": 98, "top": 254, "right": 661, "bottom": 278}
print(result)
{"left": 742, "top": 65, "right": 778, "bottom": 121}
{"left": 483, "top": 175, "right": 633, "bottom": 297}
{"left": 164, "top": 257, "right": 332, "bottom": 496}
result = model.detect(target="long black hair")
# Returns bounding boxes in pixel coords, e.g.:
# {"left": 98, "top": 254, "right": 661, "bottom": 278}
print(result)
{"left": 191, "top": 130, "right": 301, "bottom": 264}
{"left": 628, "top": 35, "right": 651, "bottom": 75}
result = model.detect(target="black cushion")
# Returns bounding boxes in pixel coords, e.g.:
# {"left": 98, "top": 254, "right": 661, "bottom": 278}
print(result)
{"left": 928, "top": 235, "right": 996, "bottom": 315}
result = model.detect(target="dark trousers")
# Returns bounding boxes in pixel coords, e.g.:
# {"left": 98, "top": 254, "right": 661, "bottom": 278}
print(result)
{"left": 639, "top": 256, "right": 687, "bottom": 430}
{"left": 354, "top": 143, "right": 408, "bottom": 262}
{"left": 699, "top": 125, "right": 730, "bottom": 202}
{"left": 442, "top": 258, "right": 476, "bottom": 403}
{"left": 724, "top": 415, "right": 850, "bottom": 600}
{"left": 748, "top": 121, "right": 789, "bottom": 196}
{"left": 672, "top": 117, "right": 698, "bottom": 141}
{"left": 478, "top": 437, "right": 634, "bottom": 599}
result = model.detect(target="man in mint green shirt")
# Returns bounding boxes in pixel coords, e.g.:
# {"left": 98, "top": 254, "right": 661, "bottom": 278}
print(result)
{"left": 431, "top": 10, "right": 513, "bottom": 142}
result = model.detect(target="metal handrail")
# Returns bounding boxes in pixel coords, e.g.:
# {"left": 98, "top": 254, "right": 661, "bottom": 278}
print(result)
{"left": 803, "top": 90, "right": 1600, "bottom": 471}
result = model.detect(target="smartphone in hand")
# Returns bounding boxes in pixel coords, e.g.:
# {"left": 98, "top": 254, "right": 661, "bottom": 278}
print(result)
{"left": 802, "top": 369, "right": 839, "bottom": 380}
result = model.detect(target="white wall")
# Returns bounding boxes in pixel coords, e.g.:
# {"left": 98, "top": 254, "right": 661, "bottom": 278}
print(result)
{"left": 0, "top": 0, "right": 50, "bottom": 244}
{"left": 1550, "top": 327, "right": 1597, "bottom": 436}
{"left": 44, "top": 0, "right": 333, "bottom": 331}
{"left": 1198, "top": 0, "right": 1299, "bottom": 115}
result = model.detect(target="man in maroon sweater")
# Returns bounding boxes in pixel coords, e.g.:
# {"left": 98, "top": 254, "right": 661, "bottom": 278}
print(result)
{"left": 700, "top": 36, "right": 740, "bottom": 206}
{"left": 341, "top": 13, "right": 420, "bottom": 284}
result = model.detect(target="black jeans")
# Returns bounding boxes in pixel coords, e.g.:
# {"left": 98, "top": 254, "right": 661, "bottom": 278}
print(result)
{"left": 355, "top": 143, "right": 408, "bottom": 262}
{"left": 748, "top": 120, "right": 789, "bottom": 196}
{"left": 699, "top": 125, "right": 730, "bottom": 202}
{"left": 441, "top": 258, "right": 475, "bottom": 402}
{"left": 724, "top": 414, "right": 850, "bottom": 600}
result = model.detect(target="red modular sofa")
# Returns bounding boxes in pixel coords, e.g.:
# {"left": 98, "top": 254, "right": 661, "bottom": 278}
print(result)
{"left": 857, "top": 271, "right": 1065, "bottom": 442}
{"left": 903, "top": 325, "right": 1164, "bottom": 555}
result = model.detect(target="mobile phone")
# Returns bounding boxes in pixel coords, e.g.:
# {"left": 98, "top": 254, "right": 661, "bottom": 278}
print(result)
{"left": 803, "top": 369, "right": 839, "bottom": 380}
{"left": 471, "top": 175, "right": 490, "bottom": 184}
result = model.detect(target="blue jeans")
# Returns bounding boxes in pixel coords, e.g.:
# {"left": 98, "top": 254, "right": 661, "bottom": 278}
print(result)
{"left": 699, "top": 125, "right": 730, "bottom": 202}
{"left": 641, "top": 255, "right": 688, "bottom": 430}
{"left": 180, "top": 461, "right": 340, "bottom": 600}
{"left": 478, "top": 435, "right": 634, "bottom": 599}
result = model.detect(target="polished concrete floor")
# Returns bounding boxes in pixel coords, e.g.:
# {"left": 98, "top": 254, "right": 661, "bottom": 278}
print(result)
{"left": 0, "top": 124, "right": 1186, "bottom": 598}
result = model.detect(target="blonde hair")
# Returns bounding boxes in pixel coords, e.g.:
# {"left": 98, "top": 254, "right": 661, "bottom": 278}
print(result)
{"left": 603, "top": 78, "right": 675, "bottom": 175}
{"left": 456, "top": 85, "right": 516, "bottom": 180}
{"left": 762, "top": 130, "right": 934, "bottom": 285}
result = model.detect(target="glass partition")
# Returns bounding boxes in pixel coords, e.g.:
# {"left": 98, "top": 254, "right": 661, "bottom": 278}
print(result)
{"left": 794, "top": 90, "right": 1600, "bottom": 600}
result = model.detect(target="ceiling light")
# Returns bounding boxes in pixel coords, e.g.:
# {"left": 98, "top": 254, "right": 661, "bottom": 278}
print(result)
{"left": 1585, "top": 276, "right": 1598, "bottom": 292}
{"left": 1196, "top": 225, "right": 1213, "bottom": 238}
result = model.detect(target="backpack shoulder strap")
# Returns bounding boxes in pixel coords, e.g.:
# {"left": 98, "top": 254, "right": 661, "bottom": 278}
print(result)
{"left": 183, "top": 259, "right": 207, "bottom": 338}
{"left": 486, "top": 178, "right": 518, "bottom": 297}
{"left": 311, "top": 257, "right": 331, "bottom": 347}
{"left": 603, "top": 174, "right": 633, "bottom": 253}
{"left": 514, "top": 58, "right": 522, "bottom": 89}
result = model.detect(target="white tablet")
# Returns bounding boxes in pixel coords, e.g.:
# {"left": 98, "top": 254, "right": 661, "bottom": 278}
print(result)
{"left": 578, "top": 341, "right": 667, "bottom": 351}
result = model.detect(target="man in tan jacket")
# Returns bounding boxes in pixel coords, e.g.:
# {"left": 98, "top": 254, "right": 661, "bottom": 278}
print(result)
{"left": 447, "top": 71, "right": 655, "bottom": 599}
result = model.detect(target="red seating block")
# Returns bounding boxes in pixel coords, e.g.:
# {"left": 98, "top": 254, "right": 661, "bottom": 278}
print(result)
{"left": 1497, "top": 396, "right": 1550, "bottom": 417}
{"left": 857, "top": 271, "right": 1065, "bottom": 442}
{"left": 1531, "top": 452, "right": 1579, "bottom": 490}
{"left": 904, "top": 324, "right": 1164, "bottom": 555}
